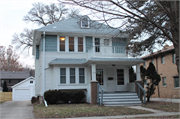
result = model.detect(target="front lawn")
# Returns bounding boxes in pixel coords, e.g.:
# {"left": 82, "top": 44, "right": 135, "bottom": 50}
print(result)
{"left": 142, "top": 101, "right": 179, "bottom": 112}
{"left": 133, "top": 115, "right": 180, "bottom": 119}
{"left": 0, "top": 101, "right": 5, "bottom": 104}
{"left": 33, "top": 104, "right": 152, "bottom": 118}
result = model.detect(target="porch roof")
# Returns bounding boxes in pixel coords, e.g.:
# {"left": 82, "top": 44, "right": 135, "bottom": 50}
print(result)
{"left": 49, "top": 58, "right": 87, "bottom": 65}
{"left": 49, "top": 57, "right": 144, "bottom": 66}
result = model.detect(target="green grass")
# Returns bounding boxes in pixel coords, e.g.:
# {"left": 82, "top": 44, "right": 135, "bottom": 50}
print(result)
{"left": 33, "top": 104, "right": 152, "bottom": 118}
{"left": 0, "top": 101, "right": 5, "bottom": 104}
{"left": 142, "top": 101, "right": 180, "bottom": 112}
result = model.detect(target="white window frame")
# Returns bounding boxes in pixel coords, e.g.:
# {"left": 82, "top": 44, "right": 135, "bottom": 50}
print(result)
{"left": 79, "top": 68, "right": 85, "bottom": 83}
{"left": 60, "top": 68, "right": 66, "bottom": 84}
{"left": 59, "top": 36, "right": 66, "bottom": 52}
{"left": 81, "top": 17, "right": 90, "bottom": 28}
{"left": 70, "top": 68, "right": 76, "bottom": 84}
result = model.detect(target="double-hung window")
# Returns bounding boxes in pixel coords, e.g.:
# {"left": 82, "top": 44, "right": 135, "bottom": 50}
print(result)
{"left": 104, "top": 39, "right": 109, "bottom": 46}
{"left": 60, "top": 37, "right": 65, "bottom": 51}
{"left": 161, "top": 56, "right": 165, "bottom": 64}
{"left": 96, "top": 69, "right": 103, "bottom": 85}
{"left": 174, "top": 78, "right": 179, "bottom": 88}
{"left": 172, "top": 53, "right": 176, "bottom": 64}
{"left": 69, "top": 37, "right": 74, "bottom": 52}
{"left": 60, "top": 68, "right": 66, "bottom": 84}
{"left": 95, "top": 38, "right": 100, "bottom": 52}
{"left": 70, "top": 68, "right": 75, "bottom": 83}
{"left": 78, "top": 37, "right": 83, "bottom": 52}
{"left": 79, "top": 68, "right": 85, "bottom": 83}
{"left": 162, "top": 77, "right": 167, "bottom": 86}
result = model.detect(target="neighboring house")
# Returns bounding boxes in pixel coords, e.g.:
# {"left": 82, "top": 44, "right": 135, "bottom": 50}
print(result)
{"left": 1, "top": 71, "right": 31, "bottom": 91}
{"left": 32, "top": 16, "right": 144, "bottom": 105}
{"left": 12, "top": 76, "right": 35, "bottom": 101}
{"left": 141, "top": 45, "right": 179, "bottom": 98}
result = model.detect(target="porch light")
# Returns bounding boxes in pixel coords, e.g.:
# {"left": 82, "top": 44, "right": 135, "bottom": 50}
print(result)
{"left": 60, "top": 37, "right": 65, "bottom": 41}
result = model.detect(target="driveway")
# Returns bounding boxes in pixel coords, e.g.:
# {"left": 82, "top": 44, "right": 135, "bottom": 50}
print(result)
{"left": 0, "top": 101, "right": 34, "bottom": 119}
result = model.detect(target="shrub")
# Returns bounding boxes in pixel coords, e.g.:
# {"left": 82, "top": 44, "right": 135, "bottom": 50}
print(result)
{"left": 44, "top": 90, "right": 61, "bottom": 104}
{"left": 44, "top": 89, "right": 86, "bottom": 104}
{"left": 31, "top": 96, "right": 39, "bottom": 104}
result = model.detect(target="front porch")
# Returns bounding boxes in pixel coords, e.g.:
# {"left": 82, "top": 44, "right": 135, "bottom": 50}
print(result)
{"left": 87, "top": 58, "right": 145, "bottom": 105}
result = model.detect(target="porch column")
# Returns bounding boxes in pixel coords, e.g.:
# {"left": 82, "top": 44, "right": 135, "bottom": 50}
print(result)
{"left": 135, "top": 64, "right": 143, "bottom": 102}
{"left": 136, "top": 64, "right": 141, "bottom": 81}
{"left": 91, "top": 64, "right": 96, "bottom": 81}
{"left": 91, "top": 64, "right": 98, "bottom": 104}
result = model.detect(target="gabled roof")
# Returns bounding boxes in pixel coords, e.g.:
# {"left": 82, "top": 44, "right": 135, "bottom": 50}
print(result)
{"left": 11, "top": 76, "right": 35, "bottom": 88}
{"left": 141, "top": 45, "right": 174, "bottom": 60}
{"left": 1, "top": 71, "right": 30, "bottom": 79}
{"left": 35, "top": 17, "right": 127, "bottom": 36}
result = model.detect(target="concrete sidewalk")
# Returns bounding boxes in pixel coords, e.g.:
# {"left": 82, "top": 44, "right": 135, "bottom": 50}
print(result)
{"left": 64, "top": 106, "right": 180, "bottom": 119}
{"left": 151, "top": 98, "right": 180, "bottom": 103}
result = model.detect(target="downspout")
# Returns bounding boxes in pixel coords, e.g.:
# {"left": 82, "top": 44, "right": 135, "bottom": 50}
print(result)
{"left": 43, "top": 31, "right": 45, "bottom": 96}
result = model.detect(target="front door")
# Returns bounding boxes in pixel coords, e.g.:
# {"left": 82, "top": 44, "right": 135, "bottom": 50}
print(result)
{"left": 106, "top": 67, "right": 115, "bottom": 92}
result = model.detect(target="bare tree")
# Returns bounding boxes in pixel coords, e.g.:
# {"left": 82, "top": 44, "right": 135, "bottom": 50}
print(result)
{"left": 59, "top": 0, "right": 179, "bottom": 73}
{"left": 12, "top": 28, "right": 33, "bottom": 53}
{"left": 23, "top": 2, "right": 68, "bottom": 26}
{"left": 12, "top": 2, "right": 68, "bottom": 53}
{"left": 0, "top": 45, "right": 23, "bottom": 71}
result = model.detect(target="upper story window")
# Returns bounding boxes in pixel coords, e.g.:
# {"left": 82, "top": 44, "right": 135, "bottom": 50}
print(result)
{"left": 161, "top": 56, "right": 165, "bottom": 64}
{"left": 143, "top": 62, "right": 146, "bottom": 67}
{"left": 104, "top": 39, "right": 109, "bottom": 46}
{"left": 81, "top": 16, "right": 90, "bottom": 28}
{"left": 60, "top": 37, "right": 65, "bottom": 51}
{"left": 151, "top": 59, "right": 154, "bottom": 64}
{"left": 172, "top": 53, "right": 176, "bottom": 64}
{"left": 78, "top": 37, "right": 83, "bottom": 52}
{"left": 162, "top": 77, "right": 167, "bottom": 86}
{"left": 95, "top": 38, "right": 100, "bottom": 52}
{"left": 69, "top": 37, "right": 74, "bottom": 52}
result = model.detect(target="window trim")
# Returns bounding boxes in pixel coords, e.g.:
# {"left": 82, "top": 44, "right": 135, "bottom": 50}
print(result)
{"left": 70, "top": 68, "right": 76, "bottom": 84}
{"left": 78, "top": 37, "right": 84, "bottom": 52}
{"left": 79, "top": 68, "right": 85, "bottom": 84}
{"left": 60, "top": 68, "right": 66, "bottom": 84}
{"left": 59, "top": 36, "right": 66, "bottom": 52}
{"left": 81, "top": 17, "right": 90, "bottom": 28}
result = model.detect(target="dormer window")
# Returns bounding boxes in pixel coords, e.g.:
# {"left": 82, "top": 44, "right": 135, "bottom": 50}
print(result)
{"left": 81, "top": 16, "right": 90, "bottom": 28}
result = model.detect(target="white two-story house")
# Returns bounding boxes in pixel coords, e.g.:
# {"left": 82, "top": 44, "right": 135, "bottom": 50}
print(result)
{"left": 33, "top": 16, "right": 144, "bottom": 105}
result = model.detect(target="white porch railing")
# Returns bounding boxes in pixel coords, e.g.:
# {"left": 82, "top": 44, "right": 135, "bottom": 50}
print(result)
{"left": 88, "top": 46, "right": 127, "bottom": 59}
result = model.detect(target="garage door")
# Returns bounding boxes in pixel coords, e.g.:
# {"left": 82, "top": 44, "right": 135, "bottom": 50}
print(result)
{"left": 14, "top": 89, "right": 30, "bottom": 101}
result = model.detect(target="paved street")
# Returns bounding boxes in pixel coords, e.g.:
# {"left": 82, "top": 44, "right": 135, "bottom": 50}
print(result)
{"left": 0, "top": 101, "right": 34, "bottom": 119}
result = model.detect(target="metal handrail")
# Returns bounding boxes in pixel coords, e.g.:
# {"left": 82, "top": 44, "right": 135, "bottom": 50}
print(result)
{"left": 135, "top": 82, "right": 146, "bottom": 104}
{"left": 97, "top": 83, "right": 104, "bottom": 105}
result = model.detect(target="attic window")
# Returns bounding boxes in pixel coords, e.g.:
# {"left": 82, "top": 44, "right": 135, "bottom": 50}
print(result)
{"left": 81, "top": 17, "right": 90, "bottom": 28}
{"left": 30, "top": 81, "right": 33, "bottom": 84}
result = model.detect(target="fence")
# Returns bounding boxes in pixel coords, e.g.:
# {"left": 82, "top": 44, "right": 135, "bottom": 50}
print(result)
{"left": 0, "top": 92, "right": 12, "bottom": 101}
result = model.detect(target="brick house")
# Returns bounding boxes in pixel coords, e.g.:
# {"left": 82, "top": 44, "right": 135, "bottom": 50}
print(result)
{"left": 141, "top": 45, "right": 179, "bottom": 98}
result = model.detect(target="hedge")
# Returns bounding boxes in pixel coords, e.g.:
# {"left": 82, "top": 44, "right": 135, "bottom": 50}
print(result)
{"left": 44, "top": 89, "right": 85, "bottom": 104}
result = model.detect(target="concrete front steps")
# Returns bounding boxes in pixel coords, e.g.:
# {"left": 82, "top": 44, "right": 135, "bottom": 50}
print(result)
{"left": 99, "top": 92, "right": 142, "bottom": 106}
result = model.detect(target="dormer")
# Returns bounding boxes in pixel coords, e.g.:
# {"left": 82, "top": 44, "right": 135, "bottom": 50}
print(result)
{"left": 81, "top": 16, "right": 90, "bottom": 28}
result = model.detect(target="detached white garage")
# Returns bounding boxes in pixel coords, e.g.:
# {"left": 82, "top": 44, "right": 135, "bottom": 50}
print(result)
{"left": 12, "top": 76, "right": 35, "bottom": 101}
